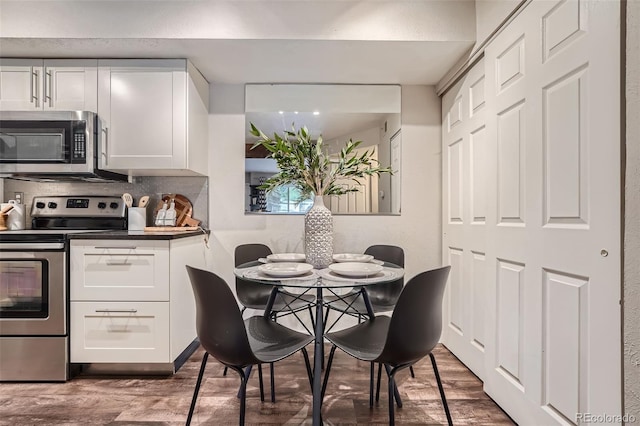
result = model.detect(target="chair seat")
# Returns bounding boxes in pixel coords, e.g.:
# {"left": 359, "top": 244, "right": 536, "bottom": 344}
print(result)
{"left": 324, "top": 316, "right": 391, "bottom": 362}
{"left": 246, "top": 316, "right": 314, "bottom": 363}
{"left": 242, "top": 290, "right": 315, "bottom": 312}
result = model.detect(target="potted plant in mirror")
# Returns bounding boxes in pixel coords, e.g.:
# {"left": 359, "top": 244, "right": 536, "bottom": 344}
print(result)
{"left": 250, "top": 123, "right": 393, "bottom": 268}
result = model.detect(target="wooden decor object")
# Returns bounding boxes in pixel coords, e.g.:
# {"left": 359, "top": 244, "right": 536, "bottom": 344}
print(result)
{"left": 154, "top": 194, "right": 201, "bottom": 227}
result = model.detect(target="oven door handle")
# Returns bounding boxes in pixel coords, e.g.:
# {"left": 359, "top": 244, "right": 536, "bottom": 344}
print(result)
{"left": 0, "top": 243, "right": 65, "bottom": 250}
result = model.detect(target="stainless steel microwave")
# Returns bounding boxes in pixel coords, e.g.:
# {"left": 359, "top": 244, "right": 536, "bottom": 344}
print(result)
{"left": 0, "top": 111, "right": 127, "bottom": 182}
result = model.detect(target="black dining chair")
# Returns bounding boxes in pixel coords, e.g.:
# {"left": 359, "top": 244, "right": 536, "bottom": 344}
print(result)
{"left": 321, "top": 266, "right": 453, "bottom": 426}
{"left": 185, "top": 265, "right": 314, "bottom": 426}
{"left": 324, "top": 244, "right": 405, "bottom": 318}
{"left": 230, "top": 243, "right": 316, "bottom": 400}
{"left": 235, "top": 243, "right": 315, "bottom": 320}
{"left": 323, "top": 245, "right": 415, "bottom": 383}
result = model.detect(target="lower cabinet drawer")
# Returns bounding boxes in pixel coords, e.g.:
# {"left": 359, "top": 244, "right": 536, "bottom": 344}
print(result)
{"left": 70, "top": 301, "right": 170, "bottom": 363}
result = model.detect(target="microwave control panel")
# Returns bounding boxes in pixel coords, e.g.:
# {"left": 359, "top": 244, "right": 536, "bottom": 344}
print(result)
{"left": 71, "top": 120, "right": 87, "bottom": 163}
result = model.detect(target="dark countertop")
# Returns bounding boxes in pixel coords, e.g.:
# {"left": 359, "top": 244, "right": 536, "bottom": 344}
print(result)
{"left": 67, "top": 229, "right": 208, "bottom": 240}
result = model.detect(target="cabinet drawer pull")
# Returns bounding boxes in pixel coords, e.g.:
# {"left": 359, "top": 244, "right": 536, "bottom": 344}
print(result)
{"left": 105, "top": 261, "right": 132, "bottom": 266}
{"left": 95, "top": 309, "right": 138, "bottom": 314}
{"left": 95, "top": 246, "right": 137, "bottom": 250}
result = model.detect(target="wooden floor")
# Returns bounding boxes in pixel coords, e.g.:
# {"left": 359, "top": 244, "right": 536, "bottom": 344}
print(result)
{"left": 0, "top": 344, "right": 514, "bottom": 425}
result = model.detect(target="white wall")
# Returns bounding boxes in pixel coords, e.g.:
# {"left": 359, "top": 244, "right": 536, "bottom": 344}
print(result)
{"left": 625, "top": 0, "right": 640, "bottom": 419}
{"left": 206, "top": 84, "right": 442, "bottom": 325}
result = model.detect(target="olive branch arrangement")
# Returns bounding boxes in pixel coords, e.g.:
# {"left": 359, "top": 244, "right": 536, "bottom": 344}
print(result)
{"left": 250, "top": 123, "right": 392, "bottom": 201}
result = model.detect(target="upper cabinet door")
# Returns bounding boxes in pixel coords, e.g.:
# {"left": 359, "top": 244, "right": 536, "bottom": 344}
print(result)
{"left": 0, "top": 59, "right": 43, "bottom": 110}
{"left": 0, "top": 59, "right": 97, "bottom": 112}
{"left": 43, "top": 59, "right": 98, "bottom": 112}
{"left": 97, "top": 59, "right": 187, "bottom": 171}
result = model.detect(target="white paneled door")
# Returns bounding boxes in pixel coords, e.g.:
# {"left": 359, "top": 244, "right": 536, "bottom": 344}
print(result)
{"left": 442, "top": 1, "right": 621, "bottom": 424}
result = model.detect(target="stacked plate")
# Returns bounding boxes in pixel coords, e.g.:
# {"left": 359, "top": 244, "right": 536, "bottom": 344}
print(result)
{"left": 266, "top": 253, "right": 306, "bottom": 262}
{"left": 328, "top": 262, "right": 383, "bottom": 278}
{"left": 258, "top": 262, "right": 313, "bottom": 278}
{"left": 332, "top": 253, "right": 374, "bottom": 263}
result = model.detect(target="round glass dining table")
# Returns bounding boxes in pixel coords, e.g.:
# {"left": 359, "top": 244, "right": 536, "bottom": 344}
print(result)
{"left": 234, "top": 260, "right": 404, "bottom": 426}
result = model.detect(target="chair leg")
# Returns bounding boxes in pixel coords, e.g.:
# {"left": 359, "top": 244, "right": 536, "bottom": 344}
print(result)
{"left": 238, "top": 365, "right": 252, "bottom": 398}
{"left": 384, "top": 363, "right": 403, "bottom": 407}
{"left": 223, "top": 366, "right": 228, "bottom": 376}
{"left": 369, "top": 362, "right": 375, "bottom": 407}
{"left": 258, "top": 364, "right": 264, "bottom": 402}
{"left": 186, "top": 352, "right": 209, "bottom": 426}
{"left": 430, "top": 353, "right": 453, "bottom": 426}
{"left": 321, "top": 345, "right": 337, "bottom": 401}
{"left": 410, "top": 365, "right": 416, "bottom": 378}
{"left": 376, "top": 362, "right": 382, "bottom": 402}
{"left": 229, "top": 366, "right": 249, "bottom": 426}
{"left": 270, "top": 362, "right": 276, "bottom": 402}
{"left": 388, "top": 368, "right": 397, "bottom": 426}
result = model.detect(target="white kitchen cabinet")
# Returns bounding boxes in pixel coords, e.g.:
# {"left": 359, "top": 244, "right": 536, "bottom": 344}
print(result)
{"left": 70, "top": 301, "right": 170, "bottom": 363}
{"left": 97, "top": 59, "right": 209, "bottom": 176}
{"left": 70, "top": 241, "right": 170, "bottom": 301}
{"left": 0, "top": 59, "right": 97, "bottom": 111}
{"left": 69, "top": 235, "right": 207, "bottom": 369}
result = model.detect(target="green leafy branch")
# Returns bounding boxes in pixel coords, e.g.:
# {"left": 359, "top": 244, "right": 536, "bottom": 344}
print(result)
{"left": 250, "top": 122, "right": 392, "bottom": 201}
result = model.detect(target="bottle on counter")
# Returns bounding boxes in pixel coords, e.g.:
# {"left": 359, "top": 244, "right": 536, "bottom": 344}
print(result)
{"left": 155, "top": 201, "right": 168, "bottom": 226}
{"left": 164, "top": 199, "right": 177, "bottom": 226}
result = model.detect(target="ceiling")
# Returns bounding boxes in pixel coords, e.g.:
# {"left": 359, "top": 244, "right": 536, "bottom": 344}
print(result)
{"left": 0, "top": 38, "right": 473, "bottom": 85}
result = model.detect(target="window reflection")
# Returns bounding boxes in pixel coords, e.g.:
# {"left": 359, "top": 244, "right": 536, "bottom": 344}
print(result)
{"left": 266, "top": 185, "right": 313, "bottom": 213}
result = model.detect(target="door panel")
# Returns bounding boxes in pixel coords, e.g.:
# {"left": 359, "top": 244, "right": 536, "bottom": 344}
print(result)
{"left": 441, "top": 0, "right": 621, "bottom": 423}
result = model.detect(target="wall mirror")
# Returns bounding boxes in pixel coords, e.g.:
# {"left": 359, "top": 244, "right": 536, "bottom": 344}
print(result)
{"left": 245, "top": 84, "right": 401, "bottom": 215}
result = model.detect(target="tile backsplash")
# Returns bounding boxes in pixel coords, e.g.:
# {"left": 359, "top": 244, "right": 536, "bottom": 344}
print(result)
{"left": 2, "top": 176, "right": 209, "bottom": 229}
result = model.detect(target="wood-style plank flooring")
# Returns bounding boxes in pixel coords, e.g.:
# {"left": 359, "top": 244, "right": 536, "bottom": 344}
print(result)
{"left": 0, "top": 344, "right": 514, "bottom": 425}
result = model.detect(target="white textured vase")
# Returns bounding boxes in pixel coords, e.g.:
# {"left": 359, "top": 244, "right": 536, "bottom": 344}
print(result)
{"left": 305, "top": 196, "right": 333, "bottom": 268}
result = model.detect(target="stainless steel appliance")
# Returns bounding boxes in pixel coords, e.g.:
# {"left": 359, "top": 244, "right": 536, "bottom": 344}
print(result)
{"left": 0, "top": 111, "right": 127, "bottom": 182}
{"left": 0, "top": 196, "right": 126, "bottom": 381}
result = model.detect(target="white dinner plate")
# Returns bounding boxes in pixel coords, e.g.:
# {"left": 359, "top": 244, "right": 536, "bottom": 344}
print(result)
{"left": 266, "top": 253, "right": 306, "bottom": 262}
{"left": 328, "top": 262, "right": 383, "bottom": 278}
{"left": 332, "top": 253, "right": 374, "bottom": 263}
{"left": 258, "top": 262, "right": 314, "bottom": 277}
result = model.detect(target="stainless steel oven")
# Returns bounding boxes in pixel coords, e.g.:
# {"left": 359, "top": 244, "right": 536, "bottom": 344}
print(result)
{"left": 0, "top": 239, "right": 67, "bottom": 381}
{"left": 0, "top": 195, "right": 126, "bottom": 382}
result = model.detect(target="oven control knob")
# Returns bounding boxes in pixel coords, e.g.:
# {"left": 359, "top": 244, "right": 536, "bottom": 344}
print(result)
{"left": 109, "top": 202, "right": 119, "bottom": 209}
{"left": 48, "top": 202, "right": 57, "bottom": 209}
{"left": 36, "top": 202, "right": 46, "bottom": 209}
{"left": 97, "top": 202, "right": 107, "bottom": 209}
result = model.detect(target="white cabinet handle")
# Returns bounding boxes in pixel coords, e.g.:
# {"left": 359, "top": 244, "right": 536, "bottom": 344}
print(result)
{"left": 31, "top": 68, "right": 39, "bottom": 107}
{"left": 94, "top": 246, "right": 137, "bottom": 249}
{"left": 95, "top": 309, "right": 138, "bottom": 314}
{"left": 105, "top": 261, "right": 132, "bottom": 266}
{"left": 101, "top": 127, "right": 109, "bottom": 166}
{"left": 45, "top": 70, "right": 52, "bottom": 107}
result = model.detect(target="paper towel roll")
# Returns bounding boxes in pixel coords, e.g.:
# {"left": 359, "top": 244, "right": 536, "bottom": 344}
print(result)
{"left": 0, "top": 200, "right": 25, "bottom": 230}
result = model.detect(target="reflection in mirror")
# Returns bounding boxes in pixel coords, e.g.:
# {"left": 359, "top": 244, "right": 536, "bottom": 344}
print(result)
{"left": 245, "top": 84, "right": 401, "bottom": 215}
